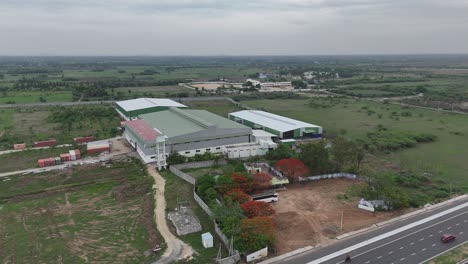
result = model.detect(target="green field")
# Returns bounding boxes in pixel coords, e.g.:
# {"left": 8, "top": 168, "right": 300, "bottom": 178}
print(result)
{"left": 0, "top": 161, "right": 160, "bottom": 264}
{"left": 428, "top": 243, "right": 468, "bottom": 264}
{"left": 184, "top": 99, "right": 243, "bottom": 118}
{"left": 188, "top": 97, "right": 468, "bottom": 191}
{"left": 0, "top": 105, "right": 120, "bottom": 151}
{"left": 0, "top": 147, "right": 78, "bottom": 173}
{"left": 0, "top": 91, "right": 73, "bottom": 104}
{"left": 161, "top": 171, "right": 228, "bottom": 263}
{"left": 108, "top": 85, "right": 195, "bottom": 99}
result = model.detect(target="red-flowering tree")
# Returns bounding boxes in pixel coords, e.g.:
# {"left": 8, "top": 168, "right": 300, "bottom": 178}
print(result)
{"left": 274, "top": 158, "right": 309, "bottom": 182}
{"left": 224, "top": 188, "right": 252, "bottom": 204}
{"left": 238, "top": 216, "right": 275, "bottom": 252}
{"left": 252, "top": 172, "right": 272, "bottom": 191}
{"left": 231, "top": 172, "right": 252, "bottom": 192}
{"left": 241, "top": 200, "right": 275, "bottom": 218}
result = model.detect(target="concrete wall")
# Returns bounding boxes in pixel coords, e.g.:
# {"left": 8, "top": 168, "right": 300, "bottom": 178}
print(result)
{"left": 172, "top": 159, "right": 227, "bottom": 170}
{"left": 299, "top": 173, "right": 362, "bottom": 182}
{"left": 194, "top": 190, "right": 214, "bottom": 217}
{"left": 169, "top": 166, "right": 196, "bottom": 185}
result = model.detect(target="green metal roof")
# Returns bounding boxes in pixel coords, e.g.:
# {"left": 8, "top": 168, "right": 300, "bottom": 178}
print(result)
{"left": 139, "top": 108, "right": 248, "bottom": 138}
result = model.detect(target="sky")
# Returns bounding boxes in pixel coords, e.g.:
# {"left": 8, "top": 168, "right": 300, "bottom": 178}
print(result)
{"left": 1, "top": 0, "right": 468, "bottom": 56}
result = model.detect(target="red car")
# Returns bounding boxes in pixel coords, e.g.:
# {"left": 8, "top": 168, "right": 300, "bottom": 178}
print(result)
{"left": 441, "top": 234, "right": 456, "bottom": 243}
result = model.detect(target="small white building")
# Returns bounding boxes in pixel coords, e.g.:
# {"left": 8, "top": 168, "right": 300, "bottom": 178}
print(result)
{"left": 201, "top": 232, "right": 213, "bottom": 248}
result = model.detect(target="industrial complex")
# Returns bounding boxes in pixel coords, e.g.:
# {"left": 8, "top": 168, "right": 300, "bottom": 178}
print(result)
{"left": 118, "top": 98, "right": 322, "bottom": 169}
{"left": 228, "top": 110, "right": 323, "bottom": 139}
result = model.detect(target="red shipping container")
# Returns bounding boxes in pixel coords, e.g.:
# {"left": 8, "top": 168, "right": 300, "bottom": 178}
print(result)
{"left": 38, "top": 159, "right": 45, "bottom": 167}
{"left": 73, "top": 136, "right": 95, "bottom": 144}
{"left": 60, "top": 153, "right": 71, "bottom": 162}
{"left": 74, "top": 149, "right": 81, "bottom": 160}
{"left": 14, "top": 143, "right": 26, "bottom": 150}
{"left": 33, "top": 140, "right": 57, "bottom": 148}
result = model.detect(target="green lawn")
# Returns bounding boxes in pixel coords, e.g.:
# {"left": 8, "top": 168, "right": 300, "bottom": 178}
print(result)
{"left": 0, "top": 161, "right": 160, "bottom": 264}
{"left": 0, "top": 91, "right": 73, "bottom": 104}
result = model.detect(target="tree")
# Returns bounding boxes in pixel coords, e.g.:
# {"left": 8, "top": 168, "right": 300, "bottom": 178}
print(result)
{"left": 266, "top": 144, "right": 294, "bottom": 160}
{"left": 225, "top": 188, "right": 251, "bottom": 204}
{"left": 241, "top": 201, "right": 275, "bottom": 218}
{"left": 231, "top": 173, "right": 252, "bottom": 192}
{"left": 299, "top": 140, "right": 333, "bottom": 174}
{"left": 274, "top": 158, "right": 309, "bottom": 182}
{"left": 331, "top": 137, "right": 363, "bottom": 172}
{"left": 238, "top": 216, "right": 275, "bottom": 252}
{"left": 217, "top": 175, "right": 235, "bottom": 194}
{"left": 291, "top": 80, "right": 307, "bottom": 89}
{"left": 252, "top": 172, "right": 272, "bottom": 191}
{"left": 213, "top": 203, "right": 244, "bottom": 238}
{"left": 167, "top": 152, "right": 186, "bottom": 165}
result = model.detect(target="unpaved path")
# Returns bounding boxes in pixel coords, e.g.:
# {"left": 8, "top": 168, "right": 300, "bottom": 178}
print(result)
{"left": 147, "top": 165, "right": 193, "bottom": 264}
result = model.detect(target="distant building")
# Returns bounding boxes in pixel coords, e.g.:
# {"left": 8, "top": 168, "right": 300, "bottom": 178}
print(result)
{"left": 229, "top": 110, "right": 322, "bottom": 139}
{"left": 115, "top": 98, "right": 187, "bottom": 120}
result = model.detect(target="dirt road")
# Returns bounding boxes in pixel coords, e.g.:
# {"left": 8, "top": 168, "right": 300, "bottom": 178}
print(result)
{"left": 147, "top": 165, "right": 193, "bottom": 264}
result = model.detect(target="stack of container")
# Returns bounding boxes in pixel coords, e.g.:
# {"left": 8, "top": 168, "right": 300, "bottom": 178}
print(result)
{"left": 33, "top": 140, "right": 57, "bottom": 148}
{"left": 13, "top": 143, "right": 26, "bottom": 150}
{"left": 69, "top": 149, "right": 81, "bottom": 161}
{"left": 87, "top": 140, "right": 111, "bottom": 154}
{"left": 73, "top": 136, "right": 95, "bottom": 144}
{"left": 60, "top": 153, "right": 71, "bottom": 162}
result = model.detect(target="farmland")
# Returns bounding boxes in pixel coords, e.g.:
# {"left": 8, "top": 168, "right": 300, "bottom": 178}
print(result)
{"left": 0, "top": 161, "right": 159, "bottom": 264}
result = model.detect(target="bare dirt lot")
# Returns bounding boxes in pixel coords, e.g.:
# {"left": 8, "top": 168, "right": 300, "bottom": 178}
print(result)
{"left": 272, "top": 179, "right": 409, "bottom": 254}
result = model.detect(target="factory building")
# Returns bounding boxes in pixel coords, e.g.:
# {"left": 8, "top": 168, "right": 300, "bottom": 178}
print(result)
{"left": 228, "top": 110, "right": 322, "bottom": 139}
{"left": 115, "top": 98, "right": 187, "bottom": 120}
{"left": 124, "top": 107, "right": 276, "bottom": 169}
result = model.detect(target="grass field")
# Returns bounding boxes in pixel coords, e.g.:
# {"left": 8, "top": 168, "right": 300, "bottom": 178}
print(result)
{"left": 0, "top": 105, "right": 120, "bottom": 150}
{"left": 108, "top": 85, "right": 195, "bottom": 98}
{"left": 0, "top": 147, "right": 77, "bottom": 173}
{"left": 189, "top": 97, "right": 468, "bottom": 191}
{"left": 161, "top": 170, "right": 228, "bottom": 263}
{"left": 0, "top": 91, "right": 73, "bottom": 104}
{"left": 184, "top": 99, "right": 243, "bottom": 118}
{"left": 0, "top": 161, "right": 159, "bottom": 264}
{"left": 428, "top": 243, "right": 468, "bottom": 264}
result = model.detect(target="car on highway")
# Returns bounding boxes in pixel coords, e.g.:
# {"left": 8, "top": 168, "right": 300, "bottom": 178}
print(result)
{"left": 441, "top": 234, "right": 456, "bottom": 243}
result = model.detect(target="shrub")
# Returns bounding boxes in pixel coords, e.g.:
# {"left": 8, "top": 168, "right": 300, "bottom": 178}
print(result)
{"left": 240, "top": 201, "right": 275, "bottom": 218}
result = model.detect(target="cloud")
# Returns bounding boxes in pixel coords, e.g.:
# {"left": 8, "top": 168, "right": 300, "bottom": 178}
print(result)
{"left": 0, "top": 0, "right": 467, "bottom": 55}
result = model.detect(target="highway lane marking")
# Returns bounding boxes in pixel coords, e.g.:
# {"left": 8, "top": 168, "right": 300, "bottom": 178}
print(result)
{"left": 419, "top": 241, "right": 468, "bottom": 264}
{"left": 364, "top": 261, "right": 370, "bottom": 264}
{"left": 389, "top": 251, "right": 394, "bottom": 254}
{"left": 448, "top": 227, "right": 452, "bottom": 229}
{"left": 432, "top": 244, "right": 436, "bottom": 247}
{"left": 438, "top": 230, "right": 443, "bottom": 233}
{"left": 422, "top": 248, "right": 426, "bottom": 251}
{"left": 460, "top": 232, "right": 464, "bottom": 234}
{"left": 419, "top": 238, "right": 424, "bottom": 241}
{"left": 410, "top": 242, "right": 415, "bottom": 245}
{"left": 464, "top": 220, "right": 467, "bottom": 223}
{"left": 412, "top": 253, "right": 416, "bottom": 256}
{"left": 428, "top": 234, "right": 433, "bottom": 237}
{"left": 456, "top": 223, "right": 460, "bottom": 226}
{"left": 307, "top": 206, "right": 468, "bottom": 264}
{"left": 400, "top": 247, "right": 404, "bottom": 250}
{"left": 400, "top": 258, "right": 406, "bottom": 261}
{"left": 377, "top": 256, "right": 382, "bottom": 259}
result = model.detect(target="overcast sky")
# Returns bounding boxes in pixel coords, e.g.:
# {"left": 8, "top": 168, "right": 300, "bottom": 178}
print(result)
{"left": 1, "top": 0, "right": 468, "bottom": 55}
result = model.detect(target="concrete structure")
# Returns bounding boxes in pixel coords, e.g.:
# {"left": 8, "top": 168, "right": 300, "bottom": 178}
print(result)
{"left": 201, "top": 232, "right": 214, "bottom": 248}
{"left": 167, "top": 205, "right": 202, "bottom": 236}
{"left": 115, "top": 98, "right": 187, "bottom": 120}
{"left": 124, "top": 107, "right": 259, "bottom": 168}
{"left": 229, "top": 110, "right": 323, "bottom": 139}
{"left": 87, "top": 140, "right": 111, "bottom": 154}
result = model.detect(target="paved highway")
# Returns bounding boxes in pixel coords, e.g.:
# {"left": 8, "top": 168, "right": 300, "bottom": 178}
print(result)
{"left": 280, "top": 198, "right": 468, "bottom": 264}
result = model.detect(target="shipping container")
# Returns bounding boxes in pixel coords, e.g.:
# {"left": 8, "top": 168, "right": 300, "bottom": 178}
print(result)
{"left": 33, "top": 140, "right": 57, "bottom": 148}
{"left": 55, "top": 157, "right": 62, "bottom": 165}
{"left": 74, "top": 149, "right": 81, "bottom": 159}
{"left": 73, "top": 136, "right": 95, "bottom": 144}
{"left": 38, "top": 159, "right": 45, "bottom": 167}
{"left": 14, "top": 143, "right": 26, "bottom": 150}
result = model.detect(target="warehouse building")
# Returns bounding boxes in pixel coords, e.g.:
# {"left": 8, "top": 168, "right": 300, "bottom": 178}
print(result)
{"left": 228, "top": 110, "right": 322, "bottom": 139}
{"left": 115, "top": 98, "right": 187, "bottom": 120}
{"left": 124, "top": 107, "right": 275, "bottom": 168}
